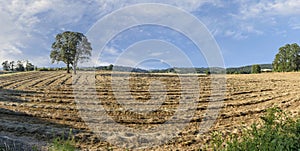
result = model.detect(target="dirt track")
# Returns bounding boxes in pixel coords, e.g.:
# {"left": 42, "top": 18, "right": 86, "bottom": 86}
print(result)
{"left": 0, "top": 71, "right": 299, "bottom": 150}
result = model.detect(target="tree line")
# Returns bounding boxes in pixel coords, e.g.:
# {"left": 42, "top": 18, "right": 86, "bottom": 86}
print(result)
{"left": 2, "top": 30, "right": 295, "bottom": 74}
{"left": 2, "top": 60, "right": 35, "bottom": 72}
{"left": 273, "top": 43, "right": 300, "bottom": 72}
{"left": 228, "top": 43, "right": 300, "bottom": 74}
{"left": 48, "top": 30, "right": 300, "bottom": 74}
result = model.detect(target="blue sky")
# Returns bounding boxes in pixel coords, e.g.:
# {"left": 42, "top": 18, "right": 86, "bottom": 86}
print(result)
{"left": 1, "top": 0, "right": 300, "bottom": 69}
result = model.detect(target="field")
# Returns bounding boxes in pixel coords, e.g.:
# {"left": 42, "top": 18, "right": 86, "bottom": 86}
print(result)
{"left": 0, "top": 71, "right": 299, "bottom": 150}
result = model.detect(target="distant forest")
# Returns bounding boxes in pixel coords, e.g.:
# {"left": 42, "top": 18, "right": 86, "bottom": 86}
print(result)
{"left": 226, "top": 64, "right": 272, "bottom": 74}
{"left": 90, "top": 64, "right": 273, "bottom": 74}
{"left": 0, "top": 63, "right": 272, "bottom": 75}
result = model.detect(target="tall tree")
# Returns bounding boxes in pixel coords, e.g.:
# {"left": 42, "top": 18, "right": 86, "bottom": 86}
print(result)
{"left": 9, "top": 61, "right": 15, "bottom": 71}
{"left": 25, "top": 60, "right": 35, "bottom": 71}
{"left": 273, "top": 43, "right": 300, "bottom": 72}
{"left": 15, "top": 60, "right": 25, "bottom": 71}
{"left": 108, "top": 64, "right": 114, "bottom": 70}
{"left": 2, "top": 61, "right": 9, "bottom": 71}
{"left": 50, "top": 31, "right": 92, "bottom": 74}
{"left": 251, "top": 64, "right": 261, "bottom": 74}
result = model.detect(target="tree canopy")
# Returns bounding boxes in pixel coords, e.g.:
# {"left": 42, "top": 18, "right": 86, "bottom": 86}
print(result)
{"left": 2, "top": 61, "right": 9, "bottom": 71}
{"left": 251, "top": 64, "right": 261, "bottom": 74}
{"left": 50, "top": 31, "right": 92, "bottom": 74}
{"left": 2, "top": 60, "right": 35, "bottom": 72}
{"left": 15, "top": 60, "right": 25, "bottom": 71}
{"left": 273, "top": 43, "right": 300, "bottom": 72}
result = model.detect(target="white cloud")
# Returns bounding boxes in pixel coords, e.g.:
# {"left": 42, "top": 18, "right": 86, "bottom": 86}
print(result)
{"left": 224, "top": 30, "right": 248, "bottom": 40}
{"left": 102, "top": 46, "right": 121, "bottom": 56}
{"left": 0, "top": 0, "right": 97, "bottom": 65}
{"left": 0, "top": 44, "right": 23, "bottom": 62}
{"left": 0, "top": 0, "right": 221, "bottom": 67}
{"left": 94, "top": 0, "right": 222, "bottom": 13}
{"left": 239, "top": 0, "right": 300, "bottom": 19}
{"left": 211, "top": 0, "right": 300, "bottom": 40}
{"left": 288, "top": 17, "right": 300, "bottom": 30}
{"left": 149, "top": 52, "right": 164, "bottom": 57}
{"left": 160, "top": 0, "right": 223, "bottom": 12}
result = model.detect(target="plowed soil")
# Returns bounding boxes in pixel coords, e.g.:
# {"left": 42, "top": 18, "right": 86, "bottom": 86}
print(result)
{"left": 0, "top": 71, "right": 299, "bottom": 150}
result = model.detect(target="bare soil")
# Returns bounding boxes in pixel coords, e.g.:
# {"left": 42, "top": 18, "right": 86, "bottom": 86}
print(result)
{"left": 0, "top": 71, "right": 299, "bottom": 150}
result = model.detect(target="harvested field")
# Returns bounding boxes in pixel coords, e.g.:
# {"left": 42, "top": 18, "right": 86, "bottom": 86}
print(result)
{"left": 0, "top": 71, "right": 299, "bottom": 150}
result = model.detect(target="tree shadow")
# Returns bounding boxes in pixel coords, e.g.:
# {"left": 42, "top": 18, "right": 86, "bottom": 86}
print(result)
{"left": 0, "top": 88, "right": 40, "bottom": 103}
{"left": 0, "top": 88, "right": 90, "bottom": 150}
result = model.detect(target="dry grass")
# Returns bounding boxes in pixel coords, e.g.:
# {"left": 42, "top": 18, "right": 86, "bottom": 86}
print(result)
{"left": 0, "top": 71, "right": 299, "bottom": 150}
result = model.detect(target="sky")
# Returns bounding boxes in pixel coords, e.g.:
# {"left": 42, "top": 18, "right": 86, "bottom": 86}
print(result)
{"left": 1, "top": 0, "right": 300, "bottom": 69}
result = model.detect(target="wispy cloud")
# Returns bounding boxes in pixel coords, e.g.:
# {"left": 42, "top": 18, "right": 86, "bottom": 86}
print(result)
{"left": 0, "top": 0, "right": 299, "bottom": 68}
{"left": 288, "top": 17, "right": 300, "bottom": 30}
{"left": 103, "top": 46, "right": 121, "bottom": 56}
{"left": 0, "top": 0, "right": 220, "bottom": 66}
{"left": 0, "top": 0, "right": 105, "bottom": 65}
{"left": 207, "top": 0, "right": 300, "bottom": 40}
{"left": 239, "top": 0, "right": 300, "bottom": 19}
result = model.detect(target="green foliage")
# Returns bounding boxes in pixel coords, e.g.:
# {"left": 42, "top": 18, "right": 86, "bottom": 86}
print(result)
{"left": 150, "top": 67, "right": 224, "bottom": 74}
{"left": 31, "top": 145, "right": 39, "bottom": 151}
{"left": 1, "top": 61, "right": 9, "bottom": 71}
{"left": 107, "top": 64, "right": 114, "bottom": 70}
{"left": 15, "top": 60, "right": 25, "bottom": 71}
{"left": 168, "top": 68, "right": 176, "bottom": 73}
{"left": 49, "top": 138, "right": 76, "bottom": 151}
{"left": 226, "top": 64, "right": 272, "bottom": 74}
{"left": 2, "top": 60, "right": 35, "bottom": 72}
{"left": 50, "top": 31, "right": 92, "bottom": 74}
{"left": 205, "top": 70, "right": 211, "bottom": 75}
{"left": 251, "top": 64, "right": 261, "bottom": 74}
{"left": 37, "top": 67, "right": 67, "bottom": 71}
{"left": 49, "top": 129, "right": 77, "bottom": 151}
{"left": 273, "top": 43, "right": 300, "bottom": 72}
{"left": 210, "top": 107, "right": 300, "bottom": 151}
{"left": 37, "top": 67, "right": 50, "bottom": 71}
{"left": 25, "top": 60, "right": 35, "bottom": 71}
{"left": 9, "top": 61, "right": 14, "bottom": 71}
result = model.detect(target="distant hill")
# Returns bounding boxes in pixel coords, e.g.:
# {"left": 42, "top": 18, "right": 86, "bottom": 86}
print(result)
{"left": 226, "top": 64, "right": 272, "bottom": 74}
{"left": 90, "top": 64, "right": 273, "bottom": 74}
{"left": 149, "top": 64, "right": 272, "bottom": 74}
{"left": 95, "top": 65, "right": 149, "bottom": 73}
{"left": 149, "top": 67, "right": 225, "bottom": 74}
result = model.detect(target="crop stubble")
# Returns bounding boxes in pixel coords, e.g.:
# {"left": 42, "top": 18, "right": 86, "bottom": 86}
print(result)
{"left": 0, "top": 71, "right": 299, "bottom": 150}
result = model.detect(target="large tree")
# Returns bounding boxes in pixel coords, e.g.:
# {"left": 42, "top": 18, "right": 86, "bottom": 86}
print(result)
{"left": 2, "top": 61, "right": 9, "bottom": 71}
{"left": 251, "top": 64, "right": 261, "bottom": 74}
{"left": 15, "top": 60, "right": 25, "bottom": 71}
{"left": 273, "top": 43, "right": 300, "bottom": 72}
{"left": 25, "top": 60, "right": 35, "bottom": 71}
{"left": 50, "top": 31, "right": 92, "bottom": 74}
{"left": 9, "top": 61, "right": 15, "bottom": 71}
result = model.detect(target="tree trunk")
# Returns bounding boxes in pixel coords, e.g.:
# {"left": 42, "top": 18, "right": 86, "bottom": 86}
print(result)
{"left": 67, "top": 63, "right": 70, "bottom": 73}
{"left": 73, "top": 64, "right": 77, "bottom": 75}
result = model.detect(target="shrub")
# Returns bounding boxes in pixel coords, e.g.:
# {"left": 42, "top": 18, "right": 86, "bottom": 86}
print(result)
{"left": 211, "top": 107, "right": 300, "bottom": 150}
{"left": 37, "top": 67, "right": 49, "bottom": 71}
{"left": 205, "top": 70, "right": 211, "bottom": 75}
{"left": 251, "top": 64, "right": 261, "bottom": 74}
{"left": 49, "top": 129, "right": 77, "bottom": 151}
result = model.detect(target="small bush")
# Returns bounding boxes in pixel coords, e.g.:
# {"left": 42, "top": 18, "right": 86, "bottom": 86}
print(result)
{"left": 49, "top": 129, "right": 77, "bottom": 151}
{"left": 37, "top": 67, "right": 68, "bottom": 71}
{"left": 251, "top": 64, "right": 261, "bottom": 74}
{"left": 37, "top": 67, "right": 49, "bottom": 71}
{"left": 211, "top": 107, "right": 300, "bottom": 150}
{"left": 205, "top": 70, "right": 211, "bottom": 75}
